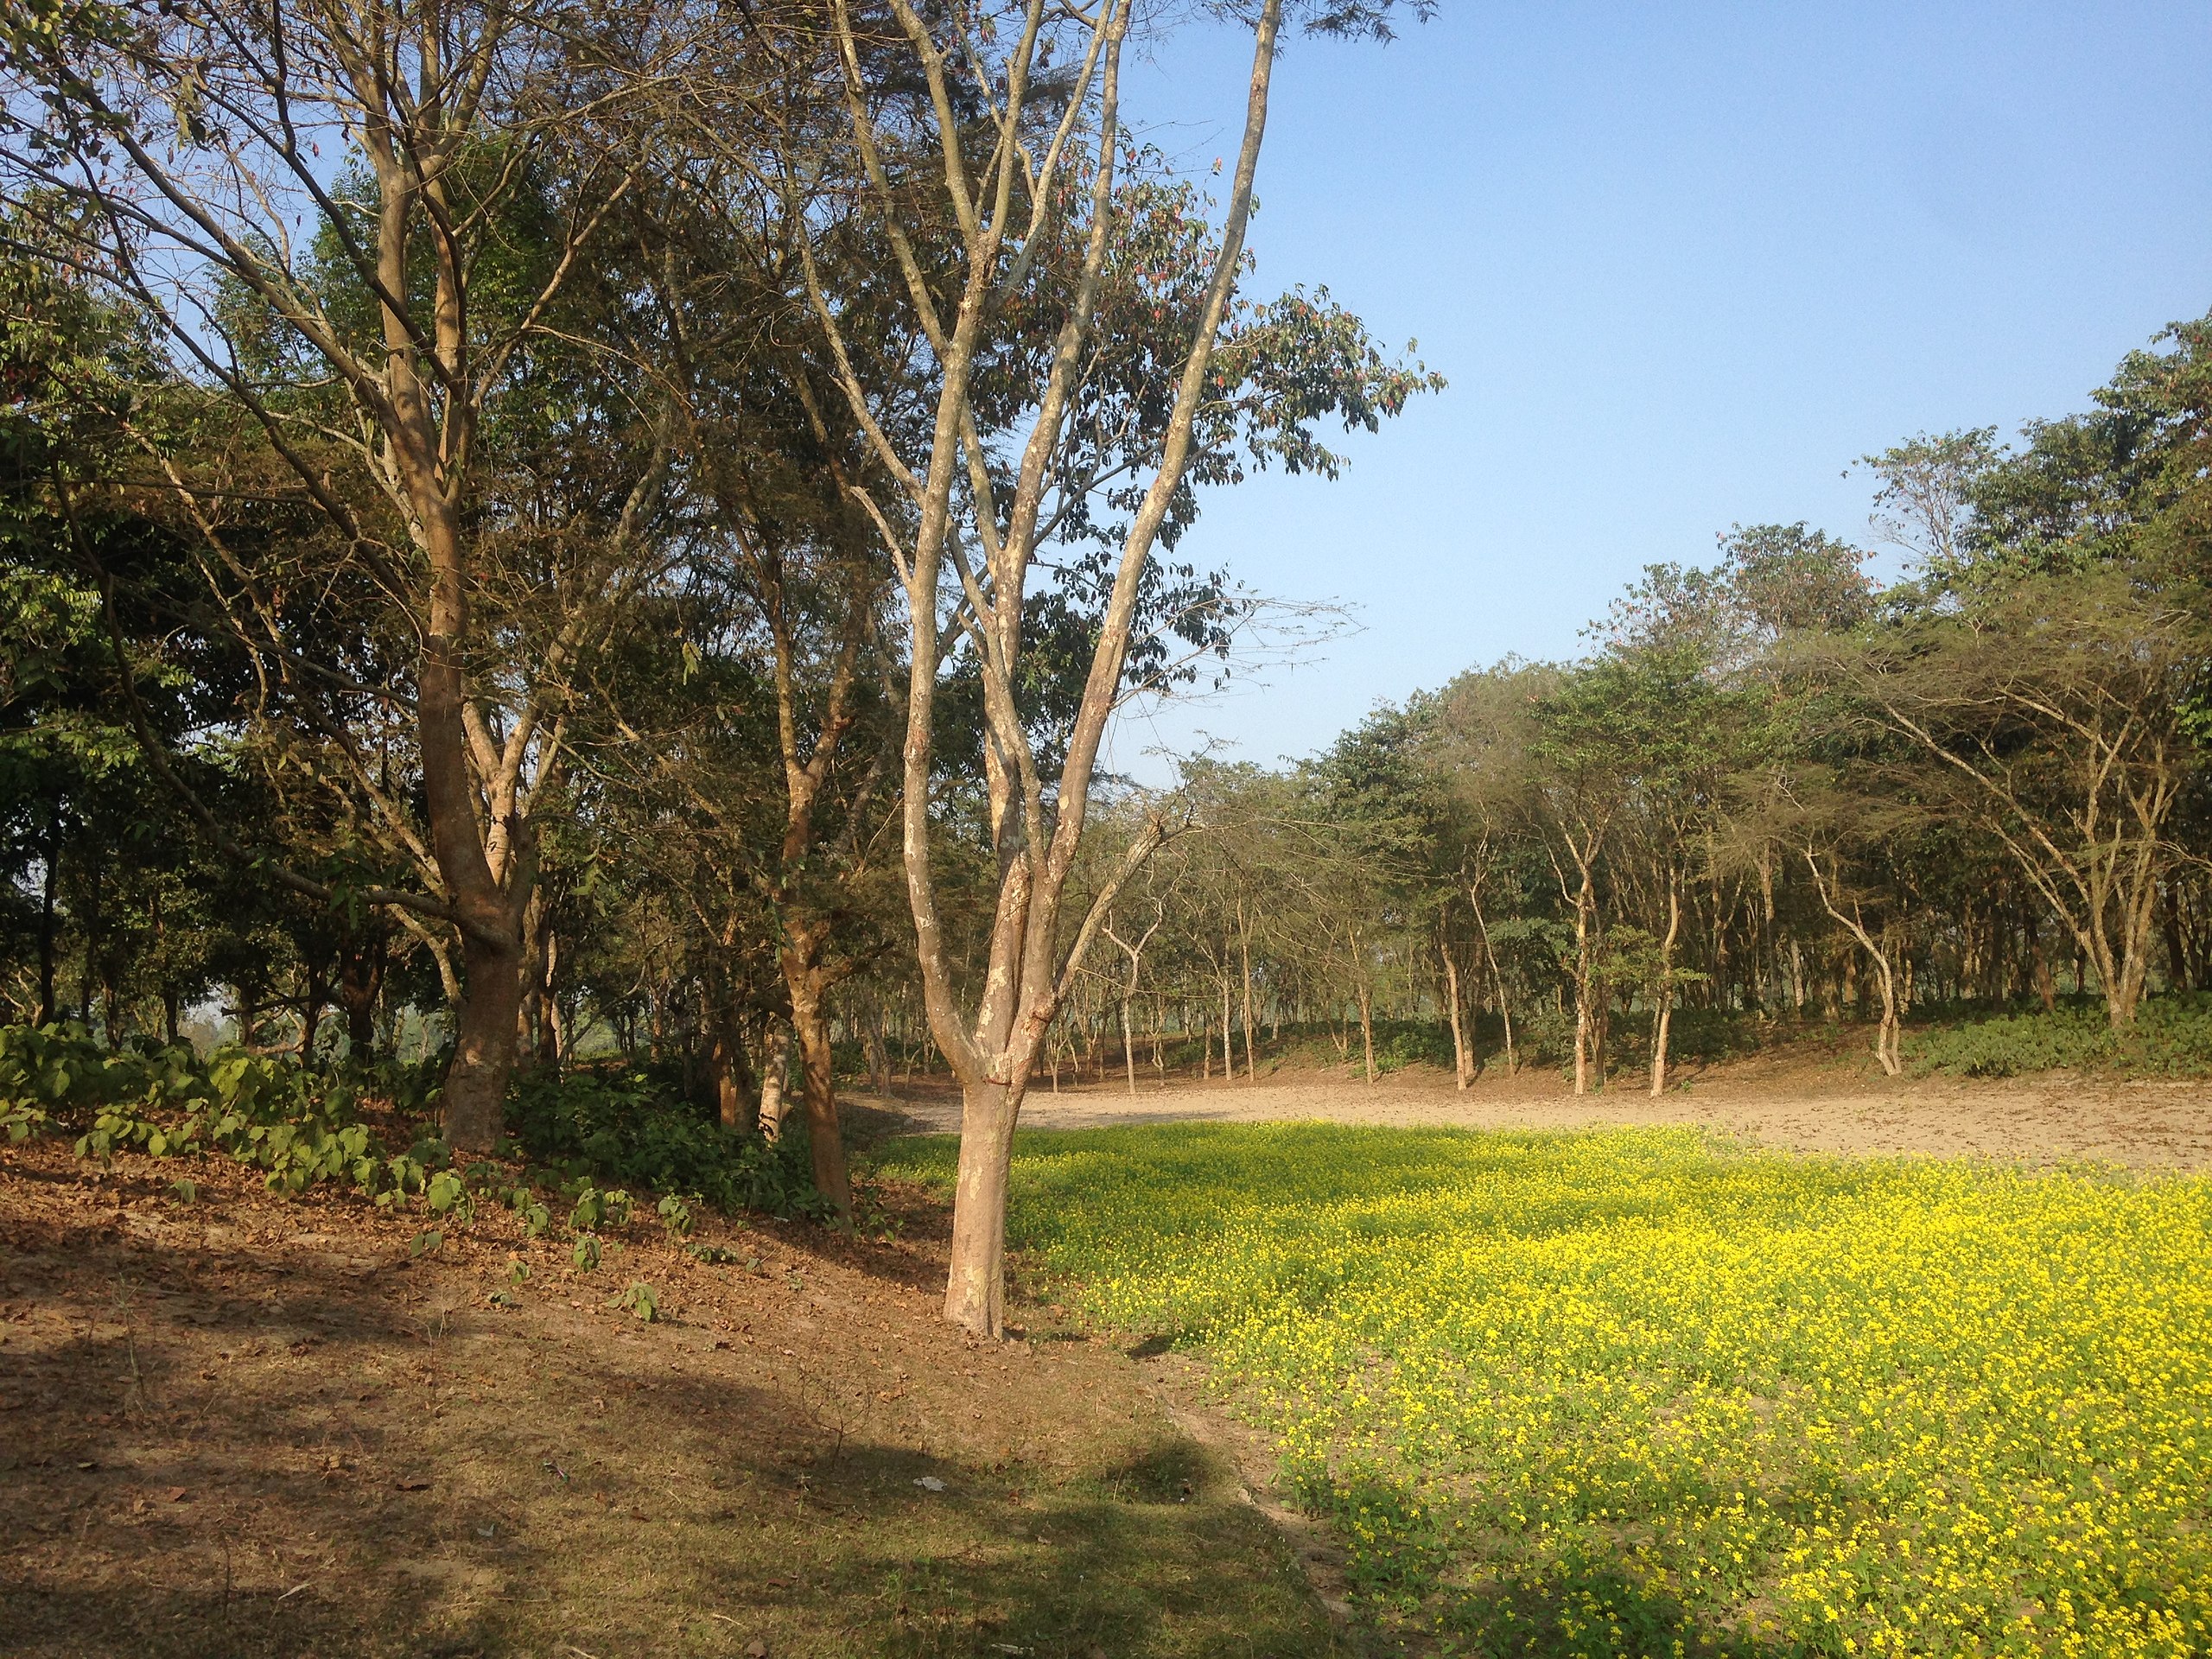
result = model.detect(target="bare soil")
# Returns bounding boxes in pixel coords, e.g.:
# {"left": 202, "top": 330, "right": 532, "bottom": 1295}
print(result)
{"left": 882, "top": 1050, "right": 2212, "bottom": 1169}
{"left": 0, "top": 1121, "right": 1344, "bottom": 1659}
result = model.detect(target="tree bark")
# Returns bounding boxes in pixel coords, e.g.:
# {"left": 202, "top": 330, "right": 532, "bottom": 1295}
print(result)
{"left": 298, "top": 961, "right": 327, "bottom": 1064}
{"left": 759, "top": 1025, "right": 791, "bottom": 1138}
{"left": 1650, "top": 875, "right": 1681, "bottom": 1096}
{"left": 338, "top": 926, "right": 386, "bottom": 1058}
{"left": 35, "top": 817, "right": 60, "bottom": 1027}
{"left": 1442, "top": 944, "right": 1470, "bottom": 1090}
{"left": 1238, "top": 901, "right": 1257, "bottom": 1080}
{"left": 1357, "top": 980, "right": 1376, "bottom": 1085}
{"left": 444, "top": 933, "right": 524, "bottom": 1149}
{"left": 709, "top": 1005, "right": 759, "bottom": 1135}
{"left": 943, "top": 1079, "right": 1020, "bottom": 1336}
{"left": 788, "top": 967, "right": 853, "bottom": 1222}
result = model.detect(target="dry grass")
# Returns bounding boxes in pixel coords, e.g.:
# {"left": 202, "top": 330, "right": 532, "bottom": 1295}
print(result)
{"left": 0, "top": 1134, "right": 1346, "bottom": 1659}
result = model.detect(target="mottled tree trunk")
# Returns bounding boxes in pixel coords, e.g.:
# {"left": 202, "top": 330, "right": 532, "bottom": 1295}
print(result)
{"left": 443, "top": 933, "right": 524, "bottom": 1151}
{"left": 944, "top": 1079, "right": 1018, "bottom": 1336}
{"left": 787, "top": 964, "right": 852, "bottom": 1221}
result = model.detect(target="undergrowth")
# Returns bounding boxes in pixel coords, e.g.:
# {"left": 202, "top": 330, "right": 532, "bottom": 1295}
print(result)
{"left": 0, "top": 1023, "right": 824, "bottom": 1223}
{"left": 1908, "top": 994, "right": 2212, "bottom": 1077}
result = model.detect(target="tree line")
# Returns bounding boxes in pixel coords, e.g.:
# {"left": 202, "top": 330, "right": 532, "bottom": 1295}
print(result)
{"left": 1075, "top": 334, "right": 2212, "bottom": 1096}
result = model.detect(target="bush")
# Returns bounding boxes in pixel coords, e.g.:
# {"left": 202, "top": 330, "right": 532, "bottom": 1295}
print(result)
{"left": 0, "top": 1022, "right": 436, "bottom": 1200}
{"left": 3, "top": 1023, "right": 825, "bottom": 1221}
{"left": 1910, "top": 994, "right": 2212, "bottom": 1077}
{"left": 505, "top": 1063, "right": 825, "bottom": 1219}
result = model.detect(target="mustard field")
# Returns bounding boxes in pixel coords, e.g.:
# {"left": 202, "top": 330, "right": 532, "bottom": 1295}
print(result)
{"left": 875, "top": 1124, "right": 2212, "bottom": 1658}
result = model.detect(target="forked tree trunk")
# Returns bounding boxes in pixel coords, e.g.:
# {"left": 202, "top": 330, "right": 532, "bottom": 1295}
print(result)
{"left": 860, "top": 0, "right": 1287, "bottom": 1338}
{"left": 1805, "top": 849, "right": 1903, "bottom": 1077}
{"left": 338, "top": 931, "right": 385, "bottom": 1058}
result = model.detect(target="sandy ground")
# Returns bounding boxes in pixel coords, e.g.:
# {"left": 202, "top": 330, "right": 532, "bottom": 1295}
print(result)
{"left": 871, "top": 1058, "right": 2212, "bottom": 1170}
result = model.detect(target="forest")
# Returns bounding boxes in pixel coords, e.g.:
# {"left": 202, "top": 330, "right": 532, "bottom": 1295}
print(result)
{"left": 7, "top": 2, "right": 2212, "bottom": 1654}
{"left": 3, "top": 0, "right": 2211, "bottom": 1300}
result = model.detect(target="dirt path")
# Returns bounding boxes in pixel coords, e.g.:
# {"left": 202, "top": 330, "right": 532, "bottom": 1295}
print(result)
{"left": 871, "top": 1062, "right": 2212, "bottom": 1169}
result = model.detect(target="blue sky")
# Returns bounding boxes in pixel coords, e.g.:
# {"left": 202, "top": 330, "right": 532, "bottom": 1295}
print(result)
{"left": 1099, "top": 0, "right": 2212, "bottom": 779}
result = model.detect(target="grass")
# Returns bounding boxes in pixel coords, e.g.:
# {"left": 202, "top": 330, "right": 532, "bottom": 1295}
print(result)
{"left": 874, "top": 1123, "right": 2212, "bottom": 1658}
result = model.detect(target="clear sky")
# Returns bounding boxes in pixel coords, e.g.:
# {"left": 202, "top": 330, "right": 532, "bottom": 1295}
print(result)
{"left": 1098, "top": 0, "right": 2212, "bottom": 779}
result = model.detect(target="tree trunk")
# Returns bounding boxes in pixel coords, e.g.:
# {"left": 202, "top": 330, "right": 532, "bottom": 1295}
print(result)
{"left": 1443, "top": 945, "right": 1470, "bottom": 1090}
{"left": 537, "top": 930, "right": 563, "bottom": 1068}
{"left": 1357, "top": 980, "right": 1376, "bottom": 1085}
{"left": 298, "top": 961, "right": 327, "bottom": 1064}
{"left": 35, "top": 817, "right": 60, "bottom": 1027}
{"left": 2160, "top": 884, "right": 2192, "bottom": 995}
{"left": 709, "top": 1007, "right": 759, "bottom": 1135}
{"left": 867, "top": 1007, "right": 892, "bottom": 1094}
{"left": 944, "top": 1078, "right": 1019, "bottom": 1336}
{"left": 338, "top": 929, "right": 386, "bottom": 1058}
{"left": 1804, "top": 850, "right": 1902, "bottom": 1077}
{"left": 444, "top": 935, "right": 524, "bottom": 1151}
{"left": 759, "top": 1025, "right": 791, "bottom": 1137}
{"left": 1572, "top": 894, "right": 1592, "bottom": 1098}
{"left": 1471, "top": 890, "right": 1515, "bottom": 1075}
{"left": 1238, "top": 904, "right": 1257, "bottom": 1080}
{"left": 788, "top": 973, "right": 853, "bottom": 1221}
{"left": 2031, "top": 927, "right": 2058, "bottom": 1013}
{"left": 1121, "top": 993, "right": 1137, "bottom": 1096}
{"left": 1650, "top": 876, "right": 1681, "bottom": 1096}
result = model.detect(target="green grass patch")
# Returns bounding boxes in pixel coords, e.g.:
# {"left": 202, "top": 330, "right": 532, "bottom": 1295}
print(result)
{"left": 874, "top": 1123, "right": 2212, "bottom": 1657}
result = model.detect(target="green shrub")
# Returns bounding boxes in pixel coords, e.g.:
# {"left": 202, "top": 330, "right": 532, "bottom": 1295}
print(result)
{"left": 1910, "top": 995, "right": 2212, "bottom": 1077}
{"left": 3, "top": 1023, "right": 828, "bottom": 1221}
{"left": 505, "top": 1063, "right": 825, "bottom": 1219}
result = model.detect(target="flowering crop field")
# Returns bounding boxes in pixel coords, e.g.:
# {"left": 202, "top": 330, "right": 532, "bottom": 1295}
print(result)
{"left": 874, "top": 1123, "right": 2212, "bottom": 1658}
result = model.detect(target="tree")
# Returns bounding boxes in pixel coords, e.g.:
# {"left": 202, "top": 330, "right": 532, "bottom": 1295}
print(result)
{"left": 4, "top": 0, "right": 696, "bottom": 1144}
{"left": 795, "top": 0, "right": 1436, "bottom": 1332}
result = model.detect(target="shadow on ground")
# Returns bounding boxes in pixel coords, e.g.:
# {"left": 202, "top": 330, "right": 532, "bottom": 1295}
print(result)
{"left": 0, "top": 1145, "right": 1350, "bottom": 1659}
